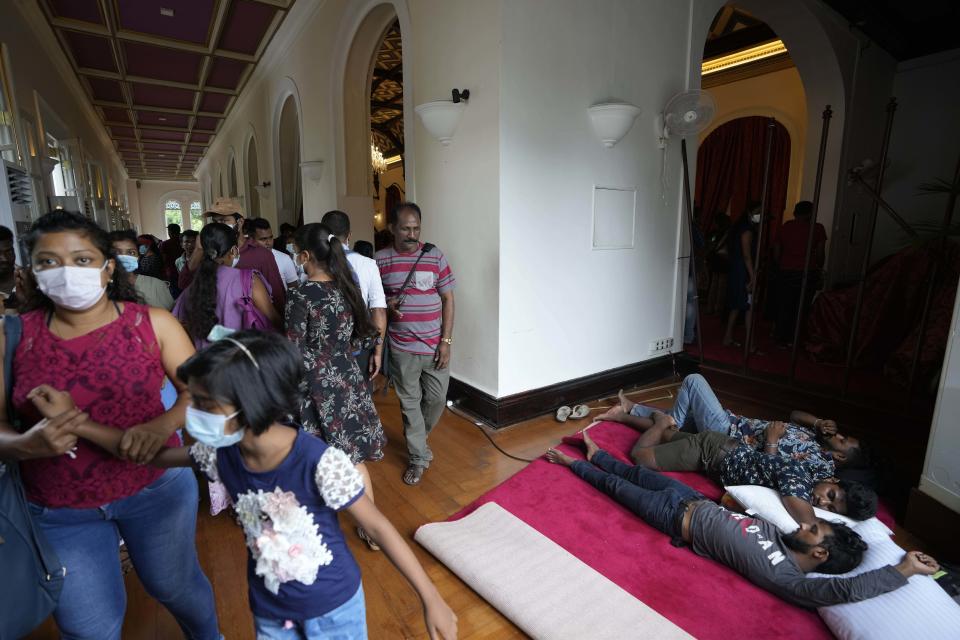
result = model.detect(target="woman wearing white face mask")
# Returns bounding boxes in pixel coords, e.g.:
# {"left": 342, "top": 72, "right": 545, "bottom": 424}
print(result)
{"left": 173, "top": 222, "right": 280, "bottom": 350}
{"left": 108, "top": 229, "right": 174, "bottom": 310}
{"left": 0, "top": 211, "right": 222, "bottom": 640}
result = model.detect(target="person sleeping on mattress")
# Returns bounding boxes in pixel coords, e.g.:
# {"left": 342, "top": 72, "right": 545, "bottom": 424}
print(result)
{"left": 544, "top": 430, "right": 939, "bottom": 609}
{"left": 600, "top": 374, "right": 872, "bottom": 483}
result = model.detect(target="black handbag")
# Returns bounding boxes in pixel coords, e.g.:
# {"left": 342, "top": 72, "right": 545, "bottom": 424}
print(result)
{"left": 0, "top": 315, "right": 66, "bottom": 639}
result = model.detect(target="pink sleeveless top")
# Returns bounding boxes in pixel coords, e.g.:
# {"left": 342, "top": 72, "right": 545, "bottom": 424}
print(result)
{"left": 12, "top": 303, "right": 180, "bottom": 508}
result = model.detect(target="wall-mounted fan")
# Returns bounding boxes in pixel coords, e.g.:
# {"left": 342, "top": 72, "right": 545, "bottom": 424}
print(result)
{"left": 655, "top": 90, "right": 716, "bottom": 361}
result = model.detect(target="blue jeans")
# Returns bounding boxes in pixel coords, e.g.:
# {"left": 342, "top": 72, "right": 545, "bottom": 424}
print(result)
{"left": 629, "top": 374, "right": 730, "bottom": 433}
{"left": 254, "top": 585, "right": 367, "bottom": 640}
{"left": 571, "top": 451, "right": 704, "bottom": 539}
{"left": 29, "top": 468, "right": 220, "bottom": 640}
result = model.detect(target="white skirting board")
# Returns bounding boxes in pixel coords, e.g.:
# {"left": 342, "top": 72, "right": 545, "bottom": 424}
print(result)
{"left": 415, "top": 502, "right": 692, "bottom": 640}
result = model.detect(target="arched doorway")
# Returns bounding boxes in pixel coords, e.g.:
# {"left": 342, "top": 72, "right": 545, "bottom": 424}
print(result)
{"left": 274, "top": 91, "right": 302, "bottom": 228}
{"left": 246, "top": 133, "right": 261, "bottom": 219}
{"left": 337, "top": 2, "right": 412, "bottom": 245}
{"left": 227, "top": 152, "right": 238, "bottom": 197}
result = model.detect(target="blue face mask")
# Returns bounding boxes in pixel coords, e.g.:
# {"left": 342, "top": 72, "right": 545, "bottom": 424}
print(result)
{"left": 116, "top": 254, "right": 139, "bottom": 273}
{"left": 185, "top": 405, "right": 244, "bottom": 448}
{"left": 138, "top": 245, "right": 148, "bottom": 256}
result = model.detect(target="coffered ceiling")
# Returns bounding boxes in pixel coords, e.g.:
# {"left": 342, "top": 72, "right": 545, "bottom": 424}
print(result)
{"left": 39, "top": 0, "right": 295, "bottom": 181}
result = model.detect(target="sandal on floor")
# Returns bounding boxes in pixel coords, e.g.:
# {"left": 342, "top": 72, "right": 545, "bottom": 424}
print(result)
{"left": 403, "top": 464, "right": 426, "bottom": 486}
{"left": 357, "top": 526, "right": 380, "bottom": 551}
{"left": 569, "top": 404, "right": 590, "bottom": 419}
{"left": 555, "top": 406, "right": 573, "bottom": 422}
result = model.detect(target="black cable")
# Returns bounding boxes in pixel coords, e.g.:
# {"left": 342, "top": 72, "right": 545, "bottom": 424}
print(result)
{"left": 447, "top": 401, "right": 538, "bottom": 462}
{"left": 468, "top": 420, "right": 537, "bottom": 463}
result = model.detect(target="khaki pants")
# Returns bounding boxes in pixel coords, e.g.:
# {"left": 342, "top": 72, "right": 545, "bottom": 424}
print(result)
{"left": 390, "top": 349, "right": 450, "bottom": 467}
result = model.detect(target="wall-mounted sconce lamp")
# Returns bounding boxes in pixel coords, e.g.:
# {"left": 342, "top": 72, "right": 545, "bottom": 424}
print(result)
{"left": 300, "top": 161, "right": 324, "bottom": 183}
{"left": 416, "top": 88, "right": 470, "bottom": 146}
{"left": 587, "top": 102, "right": 642, "bottom": 148}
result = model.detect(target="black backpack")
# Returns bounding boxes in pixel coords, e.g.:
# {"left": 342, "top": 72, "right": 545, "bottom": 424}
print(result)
{"left": 0, "top": 315, "right": 65, "bottom": 639}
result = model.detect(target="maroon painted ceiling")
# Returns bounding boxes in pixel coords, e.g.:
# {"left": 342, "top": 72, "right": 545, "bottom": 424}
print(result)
{"left": 40, "top": 0, "right": 294, "bottom": 181}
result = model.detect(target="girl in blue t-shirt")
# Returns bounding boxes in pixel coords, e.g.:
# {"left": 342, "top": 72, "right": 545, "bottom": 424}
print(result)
{"left": 30, "top": 331, "right": 458, "bottom": 640}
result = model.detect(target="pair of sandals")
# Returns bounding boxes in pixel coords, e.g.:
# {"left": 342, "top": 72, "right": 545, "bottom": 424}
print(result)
{"left": 555, "top": 404, "right": 591, "bottom": 422}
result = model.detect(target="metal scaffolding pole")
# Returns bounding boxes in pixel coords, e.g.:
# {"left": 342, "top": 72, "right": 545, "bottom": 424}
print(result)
{"left": 681, "top": 138, "right": 705, "bottom": 363}
{"left": 743, "top": 119, "right": 776, "bottom": 372}
{"left": 842, "top": 98, "right": 898, "bottom": 393}
{"left": 789, "top": 106, "right": 833, "bottom": 380}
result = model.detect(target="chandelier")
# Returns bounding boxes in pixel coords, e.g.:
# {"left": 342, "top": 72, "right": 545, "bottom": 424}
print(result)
{"left": 371, "top": 141, "right": 387, "bottom": 175}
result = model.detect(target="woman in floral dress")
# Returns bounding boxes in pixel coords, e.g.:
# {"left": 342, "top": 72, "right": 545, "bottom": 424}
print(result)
{"left": 286, "top": 223, "right": 387, "bottom": 549}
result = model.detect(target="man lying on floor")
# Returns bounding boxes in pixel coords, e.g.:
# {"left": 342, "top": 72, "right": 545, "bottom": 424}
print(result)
{"left": 623, "top": 410, "right": 877, "bottom": 527}
{"left": 600, "top": 374, "right": 867, "bottom": 473}
{"left": 599, "top": 375, "right": 877, "bottom": 526}
{"left": 544, "top": 432, "right": 939, "bottom": 608}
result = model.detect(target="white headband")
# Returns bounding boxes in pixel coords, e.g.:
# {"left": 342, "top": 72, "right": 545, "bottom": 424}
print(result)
{"left": 222, "top": 337, "right": 260, "bottom": 370}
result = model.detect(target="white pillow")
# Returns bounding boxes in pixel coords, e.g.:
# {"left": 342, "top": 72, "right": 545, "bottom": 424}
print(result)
{"left": 723, "top": 484, "right": 893, "bottom": 539}
{"left": 810, "top": 531, "right": 960, "bottom": 640}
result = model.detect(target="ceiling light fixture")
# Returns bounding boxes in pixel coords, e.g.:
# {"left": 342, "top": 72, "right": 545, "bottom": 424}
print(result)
{"left": 701, "top": 39, "right": 787, "bottom": 76}
{"left": 160, "top": 8, "right": 175, "bottom": 17}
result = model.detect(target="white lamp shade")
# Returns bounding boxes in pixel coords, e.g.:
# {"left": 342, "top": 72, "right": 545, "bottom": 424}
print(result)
{"left": 587, "top": 103, "right": 642, "bottom": 148}
{"left": 300, "top": 160, "right": 324, "bottom": 183}
{"left": 415, "top": 101, "right": 466, "bottom": 146}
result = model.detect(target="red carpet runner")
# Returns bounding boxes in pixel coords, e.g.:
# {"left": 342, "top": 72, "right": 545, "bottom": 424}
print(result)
{"left": 450, "top": 421, "right": 832, "bottom": 639}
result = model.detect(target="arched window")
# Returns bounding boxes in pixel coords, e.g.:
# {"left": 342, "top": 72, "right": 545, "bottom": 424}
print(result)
{"left": 189, "top": 201, "right": 203, "bottom": 231}
{"left": 164, "top": 199, "right": 182, "bottom": 228}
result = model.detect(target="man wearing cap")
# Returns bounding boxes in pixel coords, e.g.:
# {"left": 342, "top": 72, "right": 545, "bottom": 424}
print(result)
{"left": 178, "top": 197, "right": 286, "bottom": 314}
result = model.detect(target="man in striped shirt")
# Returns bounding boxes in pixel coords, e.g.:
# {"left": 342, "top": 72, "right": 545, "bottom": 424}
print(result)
{"left": 376, "top": 202, "right": 456, "bottom": 486}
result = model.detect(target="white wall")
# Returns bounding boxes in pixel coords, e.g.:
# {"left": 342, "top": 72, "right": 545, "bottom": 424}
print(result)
{"left": 920, "top": 276, "right": 960, "bottom": 515}
{"left": 497, "top": 0, "right": 692, "bottom": 396}
{"left": 872, "top": 50, "right": 960, "bottom": 262}
{"left": 703, "top": 66, "right": 808, "bottom": 212}
{"left": 127, "top": 179, "right": 200, "bottom": 238}
{"left": 409, "top": 0, "right": 501, "bottom": 394}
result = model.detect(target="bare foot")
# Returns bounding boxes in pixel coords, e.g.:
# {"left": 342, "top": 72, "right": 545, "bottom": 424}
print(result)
{"left": 618, "top": 389, "right": 637, "bottom": 414}
{"left": 545, "top": 448, "right": 575, "bottom": 467}
{"left": 597, "top": 405, "right": 626, "bottom": 422}
{"left": 582, "top": 429, "right": 600, "bottom": 461}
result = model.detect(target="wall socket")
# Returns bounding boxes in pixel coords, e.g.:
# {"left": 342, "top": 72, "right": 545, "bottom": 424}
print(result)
{"left": 648, "top": 337, "right": 675, "bottom": 356}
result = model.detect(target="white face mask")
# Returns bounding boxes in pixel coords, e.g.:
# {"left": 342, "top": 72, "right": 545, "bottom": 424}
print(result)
{"left": 750, "top": 214, "right": 761, "bottom": 224}
{"left": 285, "top": 243, "right": 295, "bottom": 255}
{"left": 230, "top": 248, "right": 240, "bottom": 268}
{"left": 185, "top": 405, "right": 244, "bottom": 448}
{"left": 34, "top": 263, "right": 109, "bottom": 311}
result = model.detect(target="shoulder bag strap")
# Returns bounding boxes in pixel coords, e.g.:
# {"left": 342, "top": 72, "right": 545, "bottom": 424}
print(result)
{"left": 395, "top": 243, "right": 435, "bottom": 307}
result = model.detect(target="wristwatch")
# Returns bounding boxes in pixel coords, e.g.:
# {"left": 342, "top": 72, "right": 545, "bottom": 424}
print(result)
{"left": 441, "top": 337, "right": 453, "bottom": 345}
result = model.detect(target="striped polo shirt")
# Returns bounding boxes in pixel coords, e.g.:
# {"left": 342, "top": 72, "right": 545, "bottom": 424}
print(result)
{"left": 375, "top": 243, "right": 455, "bottom": 356}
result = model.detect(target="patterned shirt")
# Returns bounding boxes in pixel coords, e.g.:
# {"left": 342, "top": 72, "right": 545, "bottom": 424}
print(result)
{"left": 375, "top": 243, "right": 455, "bottom": 356}
{"left": 720, "top": 445, "right": 820, "bottom": 501}
{"left": 727, "top": 412, "right": 836, "bottom": 481}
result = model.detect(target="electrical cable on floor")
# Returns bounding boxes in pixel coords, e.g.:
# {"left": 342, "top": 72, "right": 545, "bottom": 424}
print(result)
{"left": 446, "top": 400, "right": 538, "bottom": 463}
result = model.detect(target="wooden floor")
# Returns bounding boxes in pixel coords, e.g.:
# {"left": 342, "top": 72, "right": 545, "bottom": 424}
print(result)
{"left": 26, "top": 376, "right": 928, "bottom": 639}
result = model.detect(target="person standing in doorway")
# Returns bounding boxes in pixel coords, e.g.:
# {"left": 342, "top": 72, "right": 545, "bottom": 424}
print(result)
{"left": 723, "top": 203, "right": 759, "bottom": 348}
{"left": 773, "top": 201, "right": 826, "bottom": 346}
{"left": 321, "top": 209, "right": 387, "bottom": 380}
{"left": 376, "top": 202, "right": 455, "bottom": 486}
{"left": 175, "top": 230, "right": 198, "bottom": 273}
{"left": 160, "top": 223, "right": 183, "bottom": 287}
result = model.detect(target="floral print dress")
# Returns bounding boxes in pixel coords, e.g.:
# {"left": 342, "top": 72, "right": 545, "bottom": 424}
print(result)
{"left": 286, "top": 281, "right": 386, "bottom": 464}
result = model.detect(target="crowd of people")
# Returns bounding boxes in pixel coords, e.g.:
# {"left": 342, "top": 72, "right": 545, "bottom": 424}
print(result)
{"left": 0, "top": 195, "right": 940, "bottom": 639}
{"left": 0, "top": 198, "right": 458, "bottom": 639}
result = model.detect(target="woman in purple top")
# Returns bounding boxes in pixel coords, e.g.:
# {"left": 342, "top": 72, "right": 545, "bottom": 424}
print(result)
{"left": 173, "top": 223, "right": 280, "bottom": 348}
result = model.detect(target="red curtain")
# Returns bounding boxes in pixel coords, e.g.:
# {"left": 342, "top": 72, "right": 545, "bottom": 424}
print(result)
{"left": 694, "top": 116, "right": 791, "bottom": 240}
